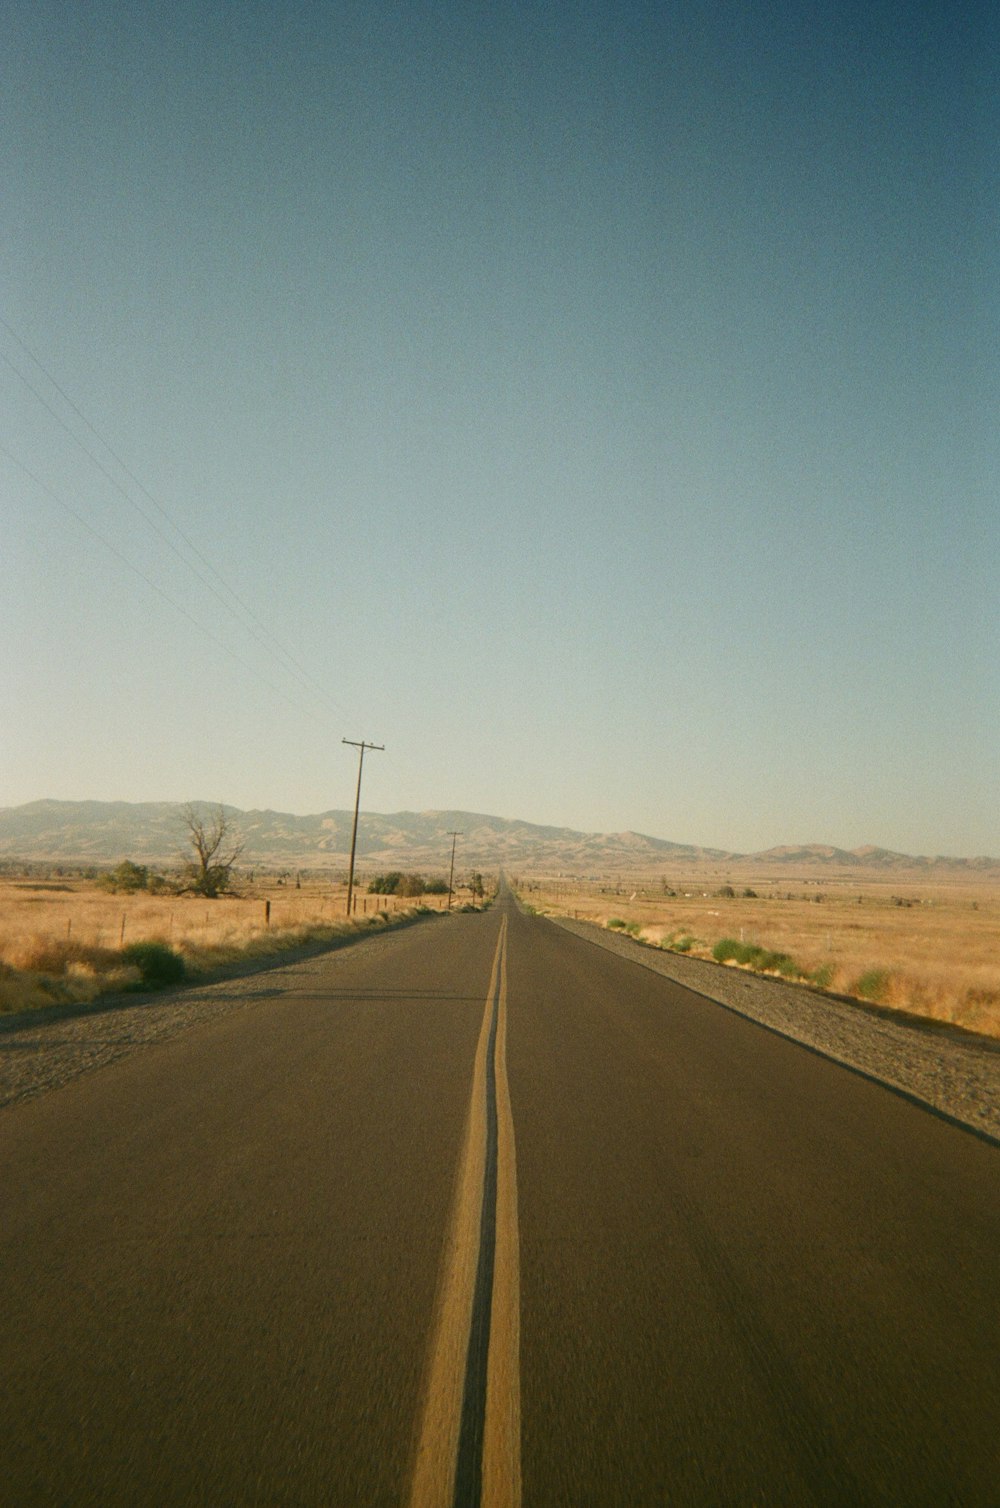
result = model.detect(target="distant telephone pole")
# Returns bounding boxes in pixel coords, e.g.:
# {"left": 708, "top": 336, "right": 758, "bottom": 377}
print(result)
{"left": 343, "top": 739, "right": 384, "bottom": 916}
{"left": 446, "top": 831, "right": 463, "bottom": 910}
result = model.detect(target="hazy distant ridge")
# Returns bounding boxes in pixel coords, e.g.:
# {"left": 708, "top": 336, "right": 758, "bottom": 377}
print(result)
{"left": 0, "top": 800, "right": 995, "bottom": 872}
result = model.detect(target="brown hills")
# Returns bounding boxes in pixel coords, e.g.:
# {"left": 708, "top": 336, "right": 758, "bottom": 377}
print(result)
{"left": 0, "top": 800, "right": 996, "bottom": 877}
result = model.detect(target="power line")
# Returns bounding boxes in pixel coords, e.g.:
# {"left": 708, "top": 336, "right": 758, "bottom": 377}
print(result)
{"left": 0, "top": 440, "right": 331, "bottom": 727}
{"left": 0, "top": 317, "right": 351, "bottom": 722}
{"left": 0, "top": 342, "right": 342, "bottom": 718}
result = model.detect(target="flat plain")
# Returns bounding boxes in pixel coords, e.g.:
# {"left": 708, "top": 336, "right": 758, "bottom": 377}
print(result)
{"left": 3, "top": 858, "right": 999, "bottom": 1041}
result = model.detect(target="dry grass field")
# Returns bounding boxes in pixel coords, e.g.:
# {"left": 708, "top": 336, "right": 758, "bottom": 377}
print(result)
{"left": 5, "top": 865, "right": 997, "bottom": 1040}
{"left": 516, "top": 865, "right": 1000, "bottom": 1039}
{"left": 0, "top": 876, "right": 468, "bottom": 1015}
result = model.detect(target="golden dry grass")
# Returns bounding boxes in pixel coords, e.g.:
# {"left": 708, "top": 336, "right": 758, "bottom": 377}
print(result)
{"left": 0, "top": 877, "right": 463, "bottom": 1014}
{"left": 518, "top": 867, "right": 1000, "bottom": 1038}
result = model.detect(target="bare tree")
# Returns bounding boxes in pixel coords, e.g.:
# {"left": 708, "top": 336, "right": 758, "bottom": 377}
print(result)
{"left": 181, "top": 804, "right": 245, "bottom": 898}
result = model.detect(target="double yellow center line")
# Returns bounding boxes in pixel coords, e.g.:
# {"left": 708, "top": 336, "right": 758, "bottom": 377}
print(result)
{"left": 410, "top": 914, "right": 521, "bottom": 1508}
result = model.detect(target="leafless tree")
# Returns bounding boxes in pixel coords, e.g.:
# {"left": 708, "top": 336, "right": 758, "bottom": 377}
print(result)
{"left": 181, "top": 804, "right": 245, "bottom": 898}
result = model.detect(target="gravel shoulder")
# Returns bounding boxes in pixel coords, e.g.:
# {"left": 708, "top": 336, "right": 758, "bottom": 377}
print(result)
{"left": 550, "top": 915, "right": 1000, "bottom": 1144}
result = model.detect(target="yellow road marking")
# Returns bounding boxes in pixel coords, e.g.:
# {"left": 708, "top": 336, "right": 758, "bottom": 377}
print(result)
{"left": 409, "top": 915, "right": 521, "bottom": 1508}
{"left": 482, "top": 924, "right": 521, "bottom": 1508}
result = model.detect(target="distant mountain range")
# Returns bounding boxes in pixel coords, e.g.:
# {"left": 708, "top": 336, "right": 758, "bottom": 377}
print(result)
{"left": 0, "top": 800, "right": 996, "bottom": 874}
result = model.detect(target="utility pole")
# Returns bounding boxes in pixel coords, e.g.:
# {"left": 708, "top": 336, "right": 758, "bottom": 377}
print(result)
{"left": 446, "top": 831, "right": 462, "bottom": 910}
{"left": 343, "top": 739, "right": 384, "bottom": 917}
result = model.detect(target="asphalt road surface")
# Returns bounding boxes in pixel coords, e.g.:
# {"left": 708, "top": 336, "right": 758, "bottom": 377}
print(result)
{"left": 3, "top": 890, "right": 998, "bottom": 1505}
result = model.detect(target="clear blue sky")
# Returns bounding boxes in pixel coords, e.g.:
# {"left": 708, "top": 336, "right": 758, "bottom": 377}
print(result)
{"left": 3, "top": 1, "right": 998, "bottom": 855}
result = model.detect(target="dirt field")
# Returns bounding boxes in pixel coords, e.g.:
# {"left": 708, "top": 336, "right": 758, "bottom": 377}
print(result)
{"left": 514, "top": 864, "right": 1000, "bottom": 1038}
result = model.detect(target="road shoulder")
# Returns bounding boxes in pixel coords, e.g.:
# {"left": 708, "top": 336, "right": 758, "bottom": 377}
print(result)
{"left": 0, "top": 914, "right": 448, "bottom": 1110}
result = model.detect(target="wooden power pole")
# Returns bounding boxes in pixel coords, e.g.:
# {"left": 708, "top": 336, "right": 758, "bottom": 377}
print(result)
{"left": 447, "top": 830, "right": 462, "bottom": 910}
{"left": 343, "top": 739, "right": 384, "bottom": 916}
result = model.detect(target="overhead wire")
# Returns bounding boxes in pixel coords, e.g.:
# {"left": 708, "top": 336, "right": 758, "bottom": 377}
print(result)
{"left": 0, "top": 316, "right": 353, "bottom": 725}
{"left": 0, "top": 439, "right": 330, "bottom": 727}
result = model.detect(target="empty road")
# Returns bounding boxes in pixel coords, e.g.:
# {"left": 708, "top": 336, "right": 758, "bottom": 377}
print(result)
{"left": 3, "top": 890, "right": 998, "bottom": 1504}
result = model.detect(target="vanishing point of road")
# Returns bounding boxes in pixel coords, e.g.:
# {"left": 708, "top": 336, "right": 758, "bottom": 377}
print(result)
{"left": 3, "top": 886, "right": 998, "bottom": 1504}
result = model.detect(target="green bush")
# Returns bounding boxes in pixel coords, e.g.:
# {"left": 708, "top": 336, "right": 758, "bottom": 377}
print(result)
{"left": 121, "top": 942, "right": 186, "bottom": 989}
{"left": 368, "top": 871, "right": 427, "bottom": 897}
{"left": 713, "top": 938, "right": 798, "bottom": 977}
{"left": 781, "top": 957, "right": 800, "bottom": 979}
{"left": 98, "top": 860, "right": 150, "bottom": 893}
{"left": 854, "top": 969, "right": 890, "bottom": 1003}
{"left": 664, "top": 933, "right": 696, "bottom": 953}
{"left": 607, "top": 918, "right": 627, "bottom": 930}
{"left": 760, "top": 951, "right": 798, "bottom": 978}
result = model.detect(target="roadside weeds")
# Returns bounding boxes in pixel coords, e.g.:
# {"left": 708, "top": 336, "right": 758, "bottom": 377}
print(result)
{"left": 0, "top": 905, "right": 447, "bottom": 1020}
